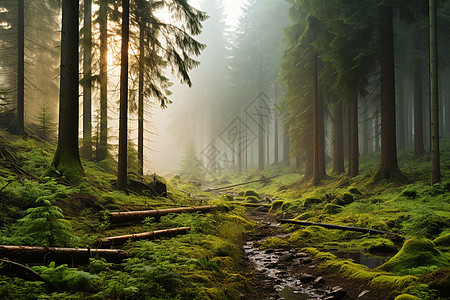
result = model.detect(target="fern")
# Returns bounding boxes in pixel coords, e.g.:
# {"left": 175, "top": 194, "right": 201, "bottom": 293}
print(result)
{"left": 33, "top": 262, "right": 100, "bottom": 292}
{"left": 18, "top": 196, "right": 77, "bottom": 246}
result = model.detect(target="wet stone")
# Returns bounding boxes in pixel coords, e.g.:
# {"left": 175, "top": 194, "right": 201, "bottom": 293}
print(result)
{"left": 358, "top": 290, "right": 370, "bottom": 298}
{"left": 328, "top": 287, "right": 347, "bottom": 297}
{"left": 296, "top": 252, "right": 309, "bottom": 257}
{"left": 299, "top": 257, "right": 313, "bottom": 264}
{"left": 278, "top": 253, "right": 295, "bottom": 262}
{"left": 299, "top": 273, "right": 315, "bottom": 283}
{"left": 313, "top": 276, "right": 325, "bottom": 285}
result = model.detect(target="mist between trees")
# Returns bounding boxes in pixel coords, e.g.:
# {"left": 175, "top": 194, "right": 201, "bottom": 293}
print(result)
{"left": 0, "top": 0, "right": 448, "bottom": 186}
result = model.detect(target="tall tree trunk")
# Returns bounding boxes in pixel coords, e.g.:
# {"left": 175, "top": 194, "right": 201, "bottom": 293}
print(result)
{"left": 258, "top": 118, "right": 264, "bottom": 171}
{"left": 332, "top": 102, "right": 345, "bottom": 174}
{"left": 96, "top": 0, "right": 108, "bottom": 161}
{"left": 397, "top": 77, "right": 405, "bottom": 151}
{"left": 375, "top": 109, "right": 380, "bottom": 152}
{"left": 282, "top": 125, "right": 290, "bottom": 167}
{"left": 16, "top": 0, "right": 25, "bottom": 136}
{"left": 274, "top": 110, "right": 279, "bottom": 165}
{"left": 429, "top": 0, "right": 440, "bottom": 184}
{"left": 312, "top": 53, "right": 320, "bottom": 186}
{"left": 413, "top": 36, "right": 425, "bottom": 159}
{"left": 376, "top": 6, "right": 401, "bottom": 180}
{"left": 446, "top": 86, "right": 450, "bottom": 136}
{"left": 138, "top": 25, "right": 145, "bottom": 178}
{"left": 82, "top": 0, "right": 92, "bottom": 159}
{"left": 318, "top": 90, "right": 326, "bottom": 179}
{"left": 348, "top": 91, "right": 359, "bottom": 177}
{"left": 117, "top": 0, "right": 130, "bottom": 189}
{"left": 49, "top": 0, "right": 83, "bottom": 184}
{"left": 347, "top": 104, "right": 352, "bottom": 174}
{"left": 274, "top": 85, "right": 279, "bottom": 165}
{"left": 362, "top": 104, "right": 369, "bottom": 155}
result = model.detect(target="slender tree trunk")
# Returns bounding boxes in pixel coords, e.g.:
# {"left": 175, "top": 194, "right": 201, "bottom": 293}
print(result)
{"left": 258, "top": 118, "right": 264, "bottom": 171}
{"left": 429, "top": 0, "right": 440, "bottom": 184}
{"left": 397, "top": 77, "right": 405, "bottom": 151}
{"left": 413, "top": 36, "right": 425, "bottom": 159}
{"left": 312, "top": 53, "right": 320, "bottom": 186}
{"left": 376, "top": 6, "right": 401, "bottom": 179}
{"left": 283, "top": 125, "right": 290, "bottom": 167}
{"left": 96, "top": 0, "right": 108, "bottom": 161}
{"left": 82, "top": 0, "right": 92, "bottom": 159}
{"left": 362, "top": 104, "right": 369, "bottom": 155}
{"left": 138, "top": 25, "right": 145, "bottom": 178}
{"left": 318, "top": 90, "right": 326, "bottom": 179}
{"left": 348, "top": 91, "right": 359, "bottom": 177}
{"left": 347, "top": 104, "right": 352, "bottom": 174}
{"left": 117, "top": 0, "right": 130, "bottom": 189}
{"left": 446, "top": 87, "right": 450, "bottom": 136}
{"left": 332, "top": 102, "right": 345, "bottom": 174}
{"left": 274, "top": 85, "right": 279, "bottom": 165}
{"left": 16, "top": 0, "right": 25, "bottom": 136}
{"left": 49, "top": 0, "right": 83, "bottom": 183}
{"left": 274, "top": 110, "right": 279, "bottom": 165}
{"left": 375, "top": 109, "right": 380, "bottom": 152}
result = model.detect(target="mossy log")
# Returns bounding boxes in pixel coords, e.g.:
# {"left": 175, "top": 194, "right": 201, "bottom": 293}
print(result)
{"left": 0, "top": 245, "right": 128, "bottom": 264}
{"left": 278, "top": 219, "right": 400, "bottom": 236}
{"left": 99, "top": 227, "right": 191, "bottom": 247}
{"left": 109, "top": 205, "right": 218, "bottom": 224}
{"left": 0, "top": 258, "right": 49, "bottom": 283}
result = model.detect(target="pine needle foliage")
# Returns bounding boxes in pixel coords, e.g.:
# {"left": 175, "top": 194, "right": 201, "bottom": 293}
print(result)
{"left": 18, "top": 196, "right": 77, "bottom": 246}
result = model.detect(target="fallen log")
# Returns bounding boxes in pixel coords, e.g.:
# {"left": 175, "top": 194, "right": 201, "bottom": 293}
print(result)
{"left": 204, "top": 175, "right": 278, "bottom": 192}
{"left": 109, "top": 205, "right": 218, "bottom": 224}
{"left": 277, "top": 219, "right": 400, "bottom": 236}
{"left": 99, "top": 227, "right": 191, "bottom": 247}
{"left": 0, "top": 245, "right": 128, "bottom": 265}
{"left": 0, "top": 258, "right": 49, "bottom": 283}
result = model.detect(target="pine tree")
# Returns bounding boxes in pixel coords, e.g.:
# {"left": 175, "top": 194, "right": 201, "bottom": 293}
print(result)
{"left": 179, "top": 139, "right": 204, "bottom": 179}
{"left": 46, "top": 0, "right": 84, "bottom": 184}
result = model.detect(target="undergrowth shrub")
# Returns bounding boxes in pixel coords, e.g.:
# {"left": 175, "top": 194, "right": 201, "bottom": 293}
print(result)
{"left": 18, "top": 196, "right": 77, "bottom": 246}
{"left": 33, "top": 262, "right": 100, "bottom": 292}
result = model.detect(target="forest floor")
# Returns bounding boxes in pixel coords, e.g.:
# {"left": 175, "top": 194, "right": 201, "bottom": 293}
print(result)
{"left": 0, "top": 131, "right": 450, "bottom": 299}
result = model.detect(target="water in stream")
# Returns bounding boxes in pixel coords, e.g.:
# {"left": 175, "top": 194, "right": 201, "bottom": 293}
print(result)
{"left": 244, "top": 236, "right": 393, "bottom": 299}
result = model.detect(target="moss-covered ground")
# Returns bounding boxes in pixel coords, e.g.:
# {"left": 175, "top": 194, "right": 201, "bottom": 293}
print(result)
{"left": 0, "top": 131, "right": 449, "bottom": 299}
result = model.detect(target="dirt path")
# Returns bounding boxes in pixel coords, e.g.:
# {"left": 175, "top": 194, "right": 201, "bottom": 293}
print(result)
{"left": 242, "top": 208, "right": 389, "bottom": 300}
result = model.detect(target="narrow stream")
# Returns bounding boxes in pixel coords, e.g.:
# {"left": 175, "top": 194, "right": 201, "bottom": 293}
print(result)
{"left": 244, "top": 221, "right": 393, "bottom": 300}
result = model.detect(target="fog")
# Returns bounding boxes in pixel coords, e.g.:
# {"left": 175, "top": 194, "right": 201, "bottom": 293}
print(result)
{"left": 148, "top": 0, "right": 289, "bottom": 174}
{"left": 149, "top": 0, "right": 245, "bottom": 173}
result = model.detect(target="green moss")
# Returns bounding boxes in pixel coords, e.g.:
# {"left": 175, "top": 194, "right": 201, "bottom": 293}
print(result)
{"left": 289, "top": 226, "right": 329, "bottom": 247}
{"left": 324, "top": 203, "right": 343, "bottom": 214}
{"left": 341, "top": 192, "right": 355, "bottom": 204}
{"left": 294, "top": 211, "right": 316, "bottom": 220}
{"left": 302, "top": 197, "right": 322, "bottom": 207}
{"left": 219, "top": 195, "right": 234, "bottom": 202}
{"left": 394, "top": 294, "right": 421, "bottom": 300}
{"left": 348, "top": 187, "right": 362, "bottom": 196}
{"left": 258, "top": 237, "right": 289, "bottom": 250}
{"left": 43, "top": 148, "right": 85, "bottom": 185}
{"left": 280, "top": 201, "right": 293, "bottom": 211}
{"left": 380, "top": 238, "right": 450, "bottom": 275}
{"left": 244, "top": 196, "right": 260, "bottom": 203}
{"left": 359, "top": 238, "right": 397, "bottom": 254}
{"left": 270, "top": 200, "right": 284, "bottom": 211}
{"left": 420, "top": 268, "right": 450, "bottom": 299}
{"left": 371, "top": 274, "right": 418, "bottom": 291}
{"left": 244, "top": 190, "right": 261, "bottom": 199}
{"left": 433, "top": 233, "right": 450, "bottom": 247}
